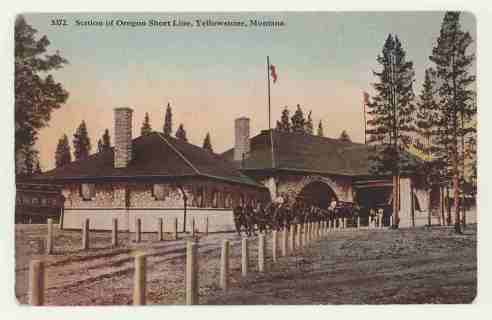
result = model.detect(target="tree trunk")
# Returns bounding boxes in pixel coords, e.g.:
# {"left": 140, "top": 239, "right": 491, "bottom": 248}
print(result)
{"left": 393, "top": 175, "right": 399, "bottom": 228}
{"left": 427, "top": 187, "right": 432, "bottom": 227}
{"left": 453, "top": 173, "right": 461, "bottom": 233}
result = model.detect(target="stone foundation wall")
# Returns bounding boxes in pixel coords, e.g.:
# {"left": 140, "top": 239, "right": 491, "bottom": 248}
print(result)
{"left": 62, "top": 180, "right": 268, "bottom": 210}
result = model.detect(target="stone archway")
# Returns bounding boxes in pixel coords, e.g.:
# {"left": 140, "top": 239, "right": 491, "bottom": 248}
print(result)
{"left": 296, "top": 180, "right": 338, "bottom": 208}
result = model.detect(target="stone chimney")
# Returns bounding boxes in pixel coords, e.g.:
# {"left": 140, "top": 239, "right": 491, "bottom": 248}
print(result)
{"left": 234, "top": 117, "right": 250, "bottom": 161}
{"left": 114, "top": 107, "right": 133, "bottom": 168}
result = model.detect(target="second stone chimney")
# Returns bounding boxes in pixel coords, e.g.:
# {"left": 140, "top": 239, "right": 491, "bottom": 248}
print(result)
{"left": 234, "top": 117, "right": 250, "bottom": 161}
{"left": 114, "top": 107, "right": 133, "bottom": 168}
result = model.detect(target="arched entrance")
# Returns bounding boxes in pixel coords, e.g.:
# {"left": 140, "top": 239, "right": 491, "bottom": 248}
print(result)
{"left": 296, "top": 181, "right": 338, "bottom": 208}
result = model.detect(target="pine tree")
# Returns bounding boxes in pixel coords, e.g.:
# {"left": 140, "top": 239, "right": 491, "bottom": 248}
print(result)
{"left": 55, "top": 134, "right": 71, "bottom": 167}
{"left": 291, "top": 104, "right": 306, "bottom": 134}
{"left": 339, "top": 130, "right": 351, "bottom": 142}
{"left": 317, "top": 120, "right": 324, "bottom": 137}
{"left": 97, "top": 139, "right": 103, "bottom": 153}
{"left": 366, "top": 34, "right": 417, "bottom": 227}
{"left": 15, "top": 15, "right": 69, "bottom": 174}
{"left": 276, "top": 107, "right": 291, "bottom": 132}
{"left": 34, "top": 161, "right": 42, "bottom": 174}
{"left": 73, "top": 120, "right": 91, "bottom": 160}
{"left": 101, "top": 129, "right": 110, "bottom": 150}
{"left": 305, "top": 111, "right": 314, "bottom": 134}
{"left": 415, "top": 68, "right": 442, "bottom": 226}
{"left": 163, "top": 102, "right": 172, "bottom": 136}
{"left": 430, "top": 11, "right": 476, "bottom": 233}
{"left": 141, "top": 112, "right": 152, "bottom": 136}
{"left": 175, "top": 124, "right": 187, "bottom": 142}
{"left": 202, "top": 132, "right": 213, "bottom": 152}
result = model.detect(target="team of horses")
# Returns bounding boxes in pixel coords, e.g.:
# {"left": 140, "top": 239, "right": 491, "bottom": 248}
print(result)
{"left": 232, "top": 200, "right": 355, "bottom": 236}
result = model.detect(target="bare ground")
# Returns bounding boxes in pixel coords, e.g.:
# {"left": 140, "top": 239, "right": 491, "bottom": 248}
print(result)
{"left": 15, "top": 224, "right": 476, "bottom": 305}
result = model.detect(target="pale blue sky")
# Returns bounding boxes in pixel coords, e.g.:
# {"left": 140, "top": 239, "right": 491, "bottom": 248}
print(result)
{"left": 23, "top": 12, "right": 476, "bottom": 170}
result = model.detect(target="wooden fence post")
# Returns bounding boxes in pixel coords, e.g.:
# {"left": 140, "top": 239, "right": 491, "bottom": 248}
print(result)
{"left": 303, "top": 223, "right": 308, "bottom": 246}
{"left": 112, "top": 218, "right": 118, "bottom": 247}
{"left": 289, "top": 224, "right": 295, "bottom": 253}
{"left": 220, "top": 240, "right": 230, "bottom": 291}
{"left": 29, "top": 260, "right": 44, "bottom": 306}
{"left": 82, "top": 218, "right": 89, "bottom": 250}
{"left": 258, "top": 234, "right": 265, "bottom": 272}
{"left": 173, "top": 218, "right": 178, "bottom": 240}
{"left": 135, "top": 218, "right": 142, "bottom": 243}
{"left": 296, "top": 224, "right": 302, "bottom": 248}
{"left": 46, "top": 218, "right": 53, "bottom": 255}
{"left": 272, "top": 230, "right": 278, "bottom": 263}
{"left": 158, "top": 218, "right": 163, "bottom": 241}
{"left": 191, "top": 217, "right": 195, "bottom": 237}
{"left": 186, "top": 240, "right": 199, "bottom": 305}
{"left": 133, "top": 254, "right": 146, "bottom": 305}
{"left": 281, "top": 228, "right": 288, "bottom": 257}
{"left": 241, "top": 237, "right": 249, "bottom": 277}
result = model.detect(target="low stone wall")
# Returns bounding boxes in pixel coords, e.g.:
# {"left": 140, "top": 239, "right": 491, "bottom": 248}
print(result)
{"left": 62, "top": 208, "right": 235, "bottom": 233}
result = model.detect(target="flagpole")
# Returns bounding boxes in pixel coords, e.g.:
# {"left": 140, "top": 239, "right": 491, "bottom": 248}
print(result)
{"left": 267, "top": 56, "right": 271, "bottom": 129}
{"left": 363, "top": 99, "right": 367, "bottom": 144}
{"left": 267, "top": 56, "right": 275, "bottom": 169}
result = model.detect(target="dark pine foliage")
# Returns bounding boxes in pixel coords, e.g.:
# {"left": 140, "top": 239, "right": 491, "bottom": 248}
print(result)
{"left": 163, "top": 102, "right": 173, "bottom": 136}
{"left": 430, "top": 11, "right": 476, "bottom": 233}
{"left": 15, "top": 15, "right": 68, "bottom": 175}
{"left": 202, "top": 132, "right": 213, "bottom": 152}
{"left": 73, "top": 120, "right": 91, "bottom": 161}
{"left": 141, "top": 112, "right": 152, "bottom": 136}
{"left": 175, "top": 124, "right": 188, "bottom": 142}
{"left": 366, "top": 34, "right": 416, "bottom": 176}
{"left": 55, "top": 134, "right": 71, "bottom": 167}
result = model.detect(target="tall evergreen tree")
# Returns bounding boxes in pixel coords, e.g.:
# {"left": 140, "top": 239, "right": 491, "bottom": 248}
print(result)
{"left": 141, "top": 112, "right": 152, "bottom": 136}
{"left": 291, "top": 104, "right": 306, "bottom": 134}
{"left": 102, "top": 129, "right": 110, "bottom": 150}
{"left": 430, "top": 11, "right": 475, "bottom": 233}
{"left": 73, "top": 120, "right": 91, "bottom": 160}
{"left": 97, "top": 139, "right": 103, "bottom": 153}
{"left": 366, "top": 34, "right": 416, "bottom": 227}
{"left": 317, "top": 120, "right": 324, "bottom": 137}
{"left": 55, "top": 134, "right": 71, "bottom": 167}
{"left": 276, "top": 107, "right": 291, "bottom": 132}
{"left": 415, "top": 68, "right": 442, "bottom": 226}
{"left": 34, "top": 160, "right": 42, "bottom": 174}
{"left": 163, "top": 102, "right": 173, "bottom": 136}
{"left": 175, "top": 124, "right": 187, "bottom": 142}
{"left": 339, "top": 130, "right": 352, "bottom": 142}
{"left": 15, "top": 15, "right": 69, "bottom": 174}
{"left": 202, "top": 132, "right": 213, "bottom": 152}
{"left": 305, "top": 111, "right": 314, "bottom": 134}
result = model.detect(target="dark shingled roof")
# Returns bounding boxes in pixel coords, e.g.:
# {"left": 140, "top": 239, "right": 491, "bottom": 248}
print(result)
{"left": 222, "top": 130, "right": 418, "bottom": 177}
{"left": 33, "top": 132, "right": 264, "bottom": 188}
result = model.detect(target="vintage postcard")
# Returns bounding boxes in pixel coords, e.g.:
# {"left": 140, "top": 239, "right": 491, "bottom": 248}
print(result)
{"left": 14, "top": 11, "right": 477, "bottom": 305}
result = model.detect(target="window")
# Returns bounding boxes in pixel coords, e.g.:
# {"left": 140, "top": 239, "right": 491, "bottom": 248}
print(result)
{"left": 152, "top": 184, "right": 169, "bottom": 201}
{"left": 80, "top": 183, "right": 96, "bottom": 201}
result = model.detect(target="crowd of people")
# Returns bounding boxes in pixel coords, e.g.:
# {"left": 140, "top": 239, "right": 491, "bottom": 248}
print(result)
{"left": 232, "top": 195, "right": 355, "bottom": 236}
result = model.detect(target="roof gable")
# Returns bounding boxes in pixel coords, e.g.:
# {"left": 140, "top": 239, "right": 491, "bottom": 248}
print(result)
{"left": 34, "top": 132, "right": 263, "bottom": 187}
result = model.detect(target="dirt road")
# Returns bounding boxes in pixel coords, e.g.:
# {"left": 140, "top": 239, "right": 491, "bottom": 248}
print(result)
{"left": 15, "top": 224, "right": 476, "bottom": 305}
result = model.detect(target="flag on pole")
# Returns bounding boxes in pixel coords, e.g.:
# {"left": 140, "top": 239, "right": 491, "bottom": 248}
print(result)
{"left": 270, "top": 65, "right": 278, "bottom": 83}
{"left": 363, "top": 91, "right": 370, "bottom": 105}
